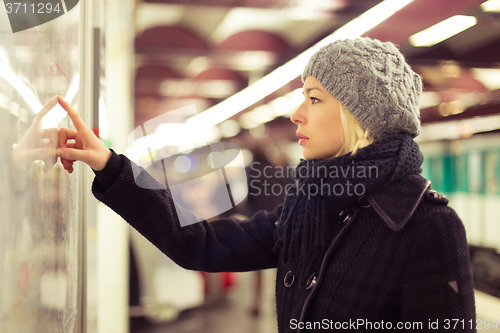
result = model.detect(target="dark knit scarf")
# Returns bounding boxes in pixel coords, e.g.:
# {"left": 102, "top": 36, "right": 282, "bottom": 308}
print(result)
{"left": 274, "top": 133, "right": 424, "bottom": 286}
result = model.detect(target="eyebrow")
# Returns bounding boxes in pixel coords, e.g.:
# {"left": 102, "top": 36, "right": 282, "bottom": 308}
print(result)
{"left": 302, "top": 87, "right": 322, "bottom": 95}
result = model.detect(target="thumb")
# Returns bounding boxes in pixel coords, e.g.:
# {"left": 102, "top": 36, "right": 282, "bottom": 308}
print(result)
{"left": 56, "top": 147, "right": 87, "bottom": 163}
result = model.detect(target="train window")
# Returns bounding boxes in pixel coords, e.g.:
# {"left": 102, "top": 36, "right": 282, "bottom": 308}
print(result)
{"left": 470, "top": 246, "right": 500, "bottom": 299}
{"left": 455, "top": 154, "right": 468, "bottom": 192}
{"left": 484, "top": 150, "right": 499, "bottom": 194}
{"left": 468, "top": 150, "right": 482, "bottom": 193}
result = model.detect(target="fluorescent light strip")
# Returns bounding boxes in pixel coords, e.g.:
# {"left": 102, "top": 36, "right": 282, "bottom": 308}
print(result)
{"left": 481, "top": 0, "right": 500, "bottom": 12}
{"left": 0, "top": 61, "right": 42, "bottom": 113}
{"left": 186, "top": 0, "right": 415, "bottom": 131}
{"left": 409, "top": 15, "right": 477, "bottom": 47}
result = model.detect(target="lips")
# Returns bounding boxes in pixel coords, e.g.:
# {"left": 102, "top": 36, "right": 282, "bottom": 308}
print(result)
{"left": 296, "top": 131, "right": 309, "bottom": 145}
{"left": 296, "top": 132, "right": 309, "bottom": 140}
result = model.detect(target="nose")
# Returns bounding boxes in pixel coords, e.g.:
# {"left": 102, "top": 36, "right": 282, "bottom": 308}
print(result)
{"left": 290, "top": 102, "right": 306, "bottom": 125}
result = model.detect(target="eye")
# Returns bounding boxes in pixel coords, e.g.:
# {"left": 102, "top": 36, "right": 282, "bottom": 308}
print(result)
{"left": 310, "top": 97, "right": 320, "bottom": 104}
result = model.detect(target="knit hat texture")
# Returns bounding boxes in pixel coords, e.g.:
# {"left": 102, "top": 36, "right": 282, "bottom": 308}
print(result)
{"left": 302, "top": 37, "right": 422, "bottom": 140}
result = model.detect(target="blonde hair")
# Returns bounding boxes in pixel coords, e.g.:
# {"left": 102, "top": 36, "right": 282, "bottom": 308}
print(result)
{"left": 332, "top": 102, "right": 375, "bottom": 158}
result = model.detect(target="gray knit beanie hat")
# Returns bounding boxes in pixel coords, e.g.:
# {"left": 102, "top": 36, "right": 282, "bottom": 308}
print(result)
{"left": 302, "top": 37, "right": 422, "bottom": 140}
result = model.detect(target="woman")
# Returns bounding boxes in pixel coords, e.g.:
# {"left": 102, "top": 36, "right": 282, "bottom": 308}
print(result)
{"left": 57, "top": 38, "right": 476, "bottom": 332}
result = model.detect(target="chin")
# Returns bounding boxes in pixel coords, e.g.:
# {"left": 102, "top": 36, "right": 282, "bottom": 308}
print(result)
{"left": 302, "top": 151, "right": 321, "bottom": 160}
{"left": 303, "top": 149, "right": 337, "bottom": 160}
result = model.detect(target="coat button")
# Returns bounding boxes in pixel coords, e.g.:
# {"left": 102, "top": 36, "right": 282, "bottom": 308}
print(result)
{"left": 427, "top": 190, "right": 446, "bottom": 200}
{"left": 338, "top": 209, "right": 350, "bottom": 223}
{"left": 306, "top": 273, "right": 317, "bottom": 290}
{"left": 428, "top": 190, "right": 439, "bottom": 198}
{"left": 358, "top": 196, "right": 371, "bottom": 208}
{"left": 284, "top": 271, "right": 295, "bottom": 288}
{"left": 425, "top": 190, "right": 449, "bottom": 205}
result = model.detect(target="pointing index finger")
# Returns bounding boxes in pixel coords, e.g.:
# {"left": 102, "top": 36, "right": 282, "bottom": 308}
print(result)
{"left": 35, "top": 95, "right": 59, "bottom": 123}
{"left": 57, "top": 96, "right": 86, "bottom": 131}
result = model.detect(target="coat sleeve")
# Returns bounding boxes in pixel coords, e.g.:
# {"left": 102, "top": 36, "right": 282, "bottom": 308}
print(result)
{"left": 92, "top": 154, "right": 282, "bottom": 273}
{"left": 400, "top": 204, "right": 477, "bottom": 332}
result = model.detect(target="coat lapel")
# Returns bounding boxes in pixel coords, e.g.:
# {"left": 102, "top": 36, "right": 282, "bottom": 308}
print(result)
{"left": 318, "top": 175, "right": 431, "bottom": 303}
{"left": 367, "top": 174, "right": 431, "bottom": 232}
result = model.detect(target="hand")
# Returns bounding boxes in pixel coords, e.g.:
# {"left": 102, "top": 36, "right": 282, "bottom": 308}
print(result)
{"left": 56, "top": 96, "right": 111, "bottom": 173}
{"left": 12, "top": 96, "right": 59, "bottom": 173}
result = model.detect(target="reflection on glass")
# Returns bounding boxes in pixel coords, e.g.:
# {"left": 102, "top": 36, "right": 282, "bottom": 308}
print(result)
{"left": 12, "top": 96, "right": 59, "bottom": 173}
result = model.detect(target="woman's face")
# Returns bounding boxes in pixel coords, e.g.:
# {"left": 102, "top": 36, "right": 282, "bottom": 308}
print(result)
{"left": 291, "top": 76, "right": 345, "bottom": 160}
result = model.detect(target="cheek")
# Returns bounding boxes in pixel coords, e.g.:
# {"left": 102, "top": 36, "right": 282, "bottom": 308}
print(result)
{"left": 319, "top": 112, "right": 342, "bottom": 138}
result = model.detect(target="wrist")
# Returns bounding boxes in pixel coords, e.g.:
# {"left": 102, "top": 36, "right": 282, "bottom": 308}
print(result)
{"left": 93, "top": 149, "right": 112, "bottom": 171}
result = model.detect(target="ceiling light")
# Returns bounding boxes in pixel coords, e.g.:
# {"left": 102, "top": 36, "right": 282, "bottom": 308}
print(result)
{"left": 284, "top": 9, "right": 332, "bottom": 21}
{"left": 240, "top": 149, "right": 253, "bottom": 167}
{"left": 249, "top": 124, "right": 266, "bottom": 139}
{"left": 294, "top": 0, "right": 345, "bottom": 11}
{"left": 135, "top": 124, "right": 189, "bottom": 151}
{"left": 0, "top": 93, "right": 9, "bottom": 109}
{"left": 419, "top": 91, "right": 441, "bottom": 109}
{"left": 438, "top": 101, "right": 463, "bottom": 117}
{"left": 472, "top": 68, "right": 500, "bottom": 90}
{"left": 136, "top": 3, "right": 184, "bottom": 33}
{"left": 409, "top": 15, "right": 477, "bottom": 47}
{"left": 185, "top": 56, "right": 209, "bottom": 77}
{"left": 271, "top": 97, "right": 293, "bottom": 116}
{"left": 239, "top": 112, "right": 259, "bottom": 129}
{"left": 229, "top": 51, "right": 276, "bottom": 71}
{"left": 440, "top": 60, "right": 461, "bottom": 78}
{"left": 481, "top": 0, "right": 500, "bottom": 12}
{"left": 201, "top": 126, "right": 221, "bottom": 144}
{"left": 252, "top": 105, "right": 276, "bottom": 124}
{"left": 219, "top": 119, "right": 241, "bottom": 138}
{"left": 125, "top": 147, "right": 141, "bottom": 162}
{"left": 185, "top": 0, "right": 415, "bottom": 131}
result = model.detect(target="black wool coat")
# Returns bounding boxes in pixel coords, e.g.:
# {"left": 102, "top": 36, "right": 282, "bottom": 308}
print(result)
{"left": 93, "top": 152, "right": 477, "bottom": 332}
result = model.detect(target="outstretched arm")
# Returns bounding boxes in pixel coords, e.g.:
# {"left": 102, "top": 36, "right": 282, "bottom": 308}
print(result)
{"left": 57, "top": 97, "right": 281, "bottom": 272}
{"left": 92, "top": 153, "right": 281, "bottom": 272}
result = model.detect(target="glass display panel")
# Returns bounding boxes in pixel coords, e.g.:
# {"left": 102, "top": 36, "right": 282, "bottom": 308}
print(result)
{"left": 0, "top": 5, "right": 82, "bottom": 333}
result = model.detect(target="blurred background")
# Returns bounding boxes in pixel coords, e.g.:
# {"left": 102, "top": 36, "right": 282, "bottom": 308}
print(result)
{"left": 1, "top": 0, "right": 500, "bottom": 332}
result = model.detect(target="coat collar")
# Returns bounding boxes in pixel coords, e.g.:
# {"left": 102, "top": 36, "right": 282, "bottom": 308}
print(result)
{"left": 366, "top": 174, "right": 431, "bottom": 232}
